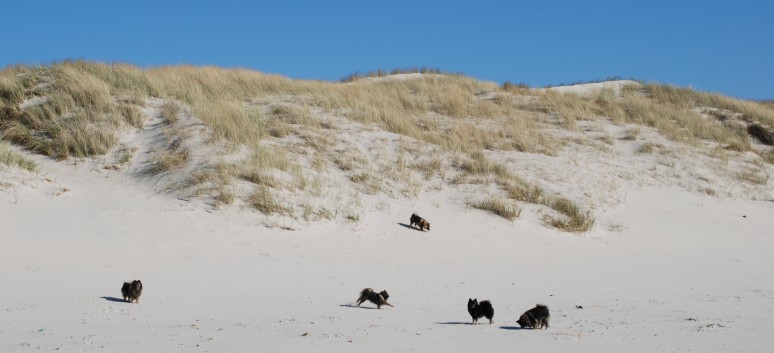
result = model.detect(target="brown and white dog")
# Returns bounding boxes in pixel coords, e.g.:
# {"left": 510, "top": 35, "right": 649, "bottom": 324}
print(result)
{"left": 410, "top": 213, "right": 430, "bottom": 231}
{"left": 356, "top": 288, "right": 393, "bottom": 309}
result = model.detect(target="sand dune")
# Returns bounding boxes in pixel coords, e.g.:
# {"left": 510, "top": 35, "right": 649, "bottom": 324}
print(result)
{"left": 540, "top": 80, "right": 641, "bottom": 97}
{"left": 2, "top": 77, "right": 774, "bottom": 352}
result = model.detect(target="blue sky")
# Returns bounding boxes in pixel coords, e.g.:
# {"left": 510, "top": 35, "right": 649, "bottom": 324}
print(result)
{"left": 2, "top": 0, "right": 772, "bottom": 99}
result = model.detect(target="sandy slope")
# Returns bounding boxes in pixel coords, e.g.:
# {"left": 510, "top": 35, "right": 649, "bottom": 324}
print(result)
{"left": 2, "top": 148, "right": 774, "bottom": 352}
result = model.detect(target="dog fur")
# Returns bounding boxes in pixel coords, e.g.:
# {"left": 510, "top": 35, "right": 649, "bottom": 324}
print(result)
{"left": 121, "top": 280, "right": 143, "bottom": 303}
{"left": 467, "top": 298, "right": 494, "bottom": 324}
{"left": 410, "top": 213, "right": 430, "bottom": 231}
{"left": 356, "top": 288, "right": 393, "bottom": 309}
{"left": 517, "top": 304, "right": 550, "bottom": 329}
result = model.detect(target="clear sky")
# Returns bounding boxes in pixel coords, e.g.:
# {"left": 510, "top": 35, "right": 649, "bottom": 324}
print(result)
{"left": 1, "top": 0, "right": 772, "bottom": 100}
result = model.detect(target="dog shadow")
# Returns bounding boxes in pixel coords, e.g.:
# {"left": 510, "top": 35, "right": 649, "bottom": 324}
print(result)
{"left": 100, "top": 296, "right": 126, "bottom": 303}
{"left": 499, "top": 326, "right": 525, "bottom": 330}
{"left": 437, "top": 321, "right": 473, "bottom": 325}
{"left": 398, "top": 223, "right": 422, "bottom": 231}
{"left": 339, "top": 304, "right": 379, "bottom": 310}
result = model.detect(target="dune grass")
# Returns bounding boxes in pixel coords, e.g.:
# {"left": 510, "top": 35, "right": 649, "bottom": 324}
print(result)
{"left": 470, "top": 197, "right": 521, "bottom": 221}
{"left": 147, "top": 148, "right": 189, "bottom": 175}
{"left": 160, "top": 101, "right": 180, "bottom": 124}
{"left": 543, "top": 197, "right": 596, "bottom": 232}
{"left": 607, "top": 84, "right": 770, "bottom": 151}
{"left": 2, "top": 61, "right": 558, "bottom": 157}
{"left": 737, "top": 167, "right": 769, "bottom": 185}
{"left": 248, "top": 186, "right": 289, "bottom": 215}
{"left": 0, "top": 141, "right": 37, "bottom": 172}
{"left": 451, "top": 150, "right": 595, "bottom": 231}
{"left": 0, "top": 64, "right": 145, "bottom": 159}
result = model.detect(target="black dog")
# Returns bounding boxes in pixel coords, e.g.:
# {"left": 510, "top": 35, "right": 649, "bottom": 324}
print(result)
{"left": 517, "top": 304, "right": 550, "bottom": 329}
{"left": 356, "top": 288, "right": 393, "bottom": 309}
{"left": 467, "top": 298, "right": 494, "bottom": 324}
{"left": 410, "top": 213, "right": 430, "bottom": 231}
{"left": 121, "top": 280, "right": 143, "bottom": 303}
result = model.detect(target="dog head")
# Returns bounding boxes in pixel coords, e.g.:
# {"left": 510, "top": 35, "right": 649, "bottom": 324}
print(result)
{"left": 379, "top": 290, "right": 390, "bottom": 300}
{"left": 517, "top": 313, "right": 531, "bottom": 328}
{"left": 133, "top": 280, "right": 143, "bottom": 292}
{"left": 468, "top": 298, "right": 478, "bottom": 311}
{"left": 420, "top": 219, "right": 430, "bottom": 231}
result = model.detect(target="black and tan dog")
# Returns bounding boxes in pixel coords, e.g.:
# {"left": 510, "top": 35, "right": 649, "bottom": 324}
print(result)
{"left": 356, "top": 288, "right": 393, "bottom": 309}
{"left": 467, "top": 298, "right": 494, "bottom": 324}
{"left": 410, "top": 213, "right": 430, "bottom": 231}
{"left": 121, "top": 280, "right": 143, "bottom": 303}
{"left": 517, "top": 304, "right": 550, "bottom": 329}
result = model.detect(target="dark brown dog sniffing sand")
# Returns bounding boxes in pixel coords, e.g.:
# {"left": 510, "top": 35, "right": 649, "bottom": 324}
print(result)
{"left": 517, "top": 304, "right": 550, "bottom": 329}
{"left": 410, "top": 213, "right": 430, "bottom": 231}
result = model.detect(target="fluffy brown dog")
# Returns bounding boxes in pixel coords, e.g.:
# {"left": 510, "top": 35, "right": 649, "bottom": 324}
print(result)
{"left": 121, "top": 280, "right": 143, "bottom": 303}
{"left": 517, "top": 304, "right": 549, "bottom": 329}
{"left": 410, "top": 213, "right": 430, "bottom": 231}
{"left": 356, "top": 288, "right": 393, "bottom": 309}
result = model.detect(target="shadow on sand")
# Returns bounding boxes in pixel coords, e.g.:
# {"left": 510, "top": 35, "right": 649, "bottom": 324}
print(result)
{"left": 100, "top": 296, "right": 127, "bottom": 303}
{"left": 499, "top": 326, "right": 525, "bottom": 330}
{"left": 339, "top": 304, "right": 379, "bottom": 310}
{"left": 398, "top": 223, "right": 422, "bottom": 231}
